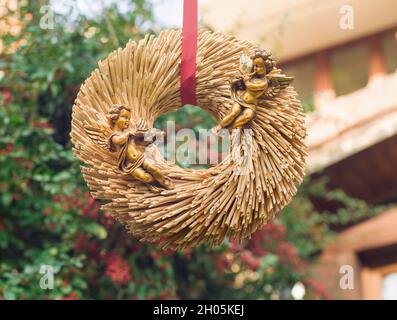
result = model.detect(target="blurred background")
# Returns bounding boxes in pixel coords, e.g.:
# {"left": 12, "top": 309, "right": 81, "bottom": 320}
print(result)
{"left": 0, "top": 0, "right": 396, "bottom": 300}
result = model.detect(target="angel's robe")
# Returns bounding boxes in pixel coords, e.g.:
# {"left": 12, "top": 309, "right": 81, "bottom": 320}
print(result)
{"left": 108, "top": 133, "right": 145, "bottom": 174}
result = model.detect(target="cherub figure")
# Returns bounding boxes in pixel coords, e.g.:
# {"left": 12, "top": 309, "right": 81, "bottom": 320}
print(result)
{"left": 84, "top": 104, "right": 174, "bottom": 190}
{"left": 213, "top": 50, "right": 293, "bottom": 132}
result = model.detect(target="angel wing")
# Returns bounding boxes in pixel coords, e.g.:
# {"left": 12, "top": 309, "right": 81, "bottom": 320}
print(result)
{"left": 265, "top": 70, "right": 294, "bottom": 99}
{"left": 83, "top": 124, "right": 113, "bottom": 151}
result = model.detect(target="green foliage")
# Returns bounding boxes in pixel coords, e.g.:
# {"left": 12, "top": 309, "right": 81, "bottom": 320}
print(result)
{"left": 282, "top": 178, "right": 383, "bottom": 260}
{"left": 3, "top": 0, "right": 153, "bottom": 145}
{"left": 301, "top": 97, "right": 314, "bottom": 113}
{"left": 154, "top": 105, "right": 218, "bottom": 169}
{"left": 0, "top": 0, "right": 381, "bottom": 300}
{"left": 155, "top": 105, "right": 217, "bottom": 132}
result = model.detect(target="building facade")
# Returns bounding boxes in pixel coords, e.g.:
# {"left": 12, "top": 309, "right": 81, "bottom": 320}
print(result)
{"left": 201, "top": 0, "right": 397, "bottom": 299}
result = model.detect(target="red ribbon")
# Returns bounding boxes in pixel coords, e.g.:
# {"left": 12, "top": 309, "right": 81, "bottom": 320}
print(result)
{"left": 180, "top": 0, "right": 198, "bottom": 106}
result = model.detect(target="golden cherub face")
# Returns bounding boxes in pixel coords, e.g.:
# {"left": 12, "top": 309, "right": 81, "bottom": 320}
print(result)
{"left": 116, "top": 109, "right": 131, "bottom": 130}
{"left": 253, "top": 57, "right": 266, "bottom": 76}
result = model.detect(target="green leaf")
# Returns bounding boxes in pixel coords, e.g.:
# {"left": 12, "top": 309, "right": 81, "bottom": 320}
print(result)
{"left": 84, "top": 223, "right": 107, "bottom": 240}
{"left": 4, "top": 290, "right": 17, "bottom": 300}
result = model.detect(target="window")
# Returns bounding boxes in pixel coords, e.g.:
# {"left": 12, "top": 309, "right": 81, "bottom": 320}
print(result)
{"left": 362, "top": 262, "right": 397, "bottom": 299}
{"left": 330, "top": 44, "right": 369, "bottom": 96}
{"left": 382, "top": 272, "right": 397, "bottom": 300}
{"left": 381, "top": 31, "right": 397, "bottom": 74}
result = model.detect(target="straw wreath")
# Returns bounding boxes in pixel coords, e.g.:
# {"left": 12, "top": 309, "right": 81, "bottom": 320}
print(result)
{"left": 71, "top": 29, "right": 307, "bottom": 250}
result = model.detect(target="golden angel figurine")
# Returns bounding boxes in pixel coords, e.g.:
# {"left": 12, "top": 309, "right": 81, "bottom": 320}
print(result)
{"left": 84, "top": 104, "right": 174, "bottom": 190}
{"left": 213, "top": 50, "right": 293, "bottom": 132}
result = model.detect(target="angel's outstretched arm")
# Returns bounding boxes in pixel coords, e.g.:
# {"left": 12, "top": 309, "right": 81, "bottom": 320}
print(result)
{"left": 245, "top": 79, "right": 268, "bottom": 91}
{"left": 111, "top": 132, "right": 129, "bottom": 146}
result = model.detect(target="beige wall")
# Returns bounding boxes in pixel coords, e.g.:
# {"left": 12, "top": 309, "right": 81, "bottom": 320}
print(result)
{"left": 200, "top": 0, "right": 397, "bottom": 62}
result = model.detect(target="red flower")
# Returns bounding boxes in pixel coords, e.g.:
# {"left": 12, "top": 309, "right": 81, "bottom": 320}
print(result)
{"left": 81, "top": 197, "right": 100, "bottom": 218}
{"left": 74, "top": 199, "right": 83, "bottom": 208}
{"left": 246, "top": 223, "right": 287, "bottom": 256}
{"left": 249, "top": 257, "right": 260, "bottom": 270}
{"left": 12, "top": 194, "right": 22, "bottom": 201}
{"left": 240, "top": 250, "right": 261, "bottom": 271}
{"left": 100, "top": 212, "right": 113, "bottom": 228}
{"left": 130, "top": 242, "right": 142, "bottom": 252}
{"left": 240, "top": 250, "right": 252, "bottom": 263}
{"left": 31, "top": 121, "right": 54, "bottom": 129}
{"left": 230, "top": 239, "right": 240, "bottom": 252}
{"left": 44, "top": 207, "right": 52, "bottom": 216}
{"left": 0, "top": 143, "right": 15, "bottom": 155}
{"left": 23, "top": 160, "right": 33, "bottom": 170}
{"left": 62, "top": 291, "right": 80, "bottom": 300}
{"left": 304, "top": 278, "right": 333, "bottom": 300}
{"left": 104, "top": 253, "right": 132, "bottom": 284}
{"left": 88, "top": 240, "right": 99, "bottom": 260}
{"left": 263, "top": 223, "right": 286, "bottom": 241}
{"left": 74, "top": 233, "right": 88, "bottom": 252}
{"left": 273, "top": 241, "right": 304, "bottom": 269}
{"left": 2, "top": 89, "right": 11, "bottom": 105}
{"left": 6, "top": 144, "right": 14, "bottom": 152}
{"left": 275, "top": 242, "right": 297, "bottom": 260}
{"left": 215, "top": 255, "right": 229, "bottom": 274}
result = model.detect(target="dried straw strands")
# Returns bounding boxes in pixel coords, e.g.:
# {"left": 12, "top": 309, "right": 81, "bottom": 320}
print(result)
{"left": 71, "top": 29, "right": 307, "bottom": 250}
